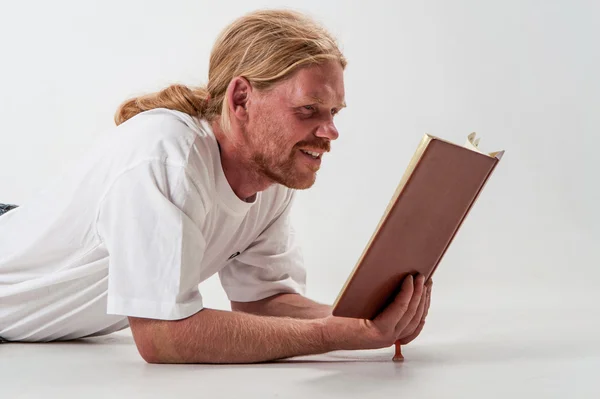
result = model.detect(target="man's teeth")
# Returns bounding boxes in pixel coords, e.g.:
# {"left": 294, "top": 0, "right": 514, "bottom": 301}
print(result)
{"left": 301, "top": 150, "right": 320, "bottom": 158}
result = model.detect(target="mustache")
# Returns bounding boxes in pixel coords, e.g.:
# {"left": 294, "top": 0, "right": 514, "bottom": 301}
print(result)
{"left": 295, "top": 139, "right": 331, "bottom": 152}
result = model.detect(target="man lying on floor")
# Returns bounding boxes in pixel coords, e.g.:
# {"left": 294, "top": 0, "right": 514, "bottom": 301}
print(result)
{"left": 0, "top": 8, "right": 431, "bottom": 363}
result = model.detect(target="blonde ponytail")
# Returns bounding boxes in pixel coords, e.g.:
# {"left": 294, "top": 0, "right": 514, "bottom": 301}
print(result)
{"left": 114, "top": 84, "right": 213, "bottom": 126}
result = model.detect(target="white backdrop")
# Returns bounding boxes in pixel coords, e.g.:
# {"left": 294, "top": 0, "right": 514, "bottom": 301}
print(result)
{"left": 1, "top": 0, "right": 598, "bottom": 316}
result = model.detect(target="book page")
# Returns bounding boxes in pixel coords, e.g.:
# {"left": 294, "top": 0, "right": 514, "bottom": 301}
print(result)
{"left": 465, "top": 132, "right": 485, "bottom": 154}
{"left": 465, "top": 132, "right": 505, "bottom": 159}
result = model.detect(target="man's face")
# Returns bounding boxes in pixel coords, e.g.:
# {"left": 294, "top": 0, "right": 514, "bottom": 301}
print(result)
{"left": 240, "top": 60, "right": 346, "bottom": 189}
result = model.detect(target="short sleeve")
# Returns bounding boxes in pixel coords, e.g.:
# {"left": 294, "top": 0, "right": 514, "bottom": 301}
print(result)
{"left": 97, "top": 160, "right": 208, "bottom": 320}
{"left": 218, "top": 191, "right": 307, "bottom": 302}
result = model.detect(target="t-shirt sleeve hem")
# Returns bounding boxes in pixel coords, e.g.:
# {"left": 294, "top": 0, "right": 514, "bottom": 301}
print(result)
{"left": 106, "top": 295, "right": 204, "bottom": 321}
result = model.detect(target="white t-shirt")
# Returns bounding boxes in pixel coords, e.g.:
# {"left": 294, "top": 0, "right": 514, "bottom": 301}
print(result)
{"left": 0, "top": 108, "right": 306, "bottom": 342}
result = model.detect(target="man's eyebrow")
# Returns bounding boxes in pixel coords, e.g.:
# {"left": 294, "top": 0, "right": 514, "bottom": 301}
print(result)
{"left": 307, "top": 95, "right": 347, "bottom": 109}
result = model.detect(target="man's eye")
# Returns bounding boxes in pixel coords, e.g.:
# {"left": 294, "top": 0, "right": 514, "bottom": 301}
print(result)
{"left": 303, "top": 105, "right": 316, "bottom": 112}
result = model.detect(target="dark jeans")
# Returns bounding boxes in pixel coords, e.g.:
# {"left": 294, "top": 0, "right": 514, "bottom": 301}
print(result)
{"left": 0, "top": 203, "right": 18, "bottom": 342}
{"left": 0, "top": 203, "right": 18, "bottom": 216}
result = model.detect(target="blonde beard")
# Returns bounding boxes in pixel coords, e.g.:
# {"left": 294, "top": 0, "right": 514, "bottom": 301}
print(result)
{"left": 240, "top": 118, "right": 319, "bottom": 190}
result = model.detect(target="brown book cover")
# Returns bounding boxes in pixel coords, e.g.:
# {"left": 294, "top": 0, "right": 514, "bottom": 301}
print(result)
{"left": 332, "top": 133, "right": 504, "bottom": 320}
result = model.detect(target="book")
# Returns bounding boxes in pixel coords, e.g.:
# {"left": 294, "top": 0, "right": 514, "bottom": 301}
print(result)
{"left": 331, "top": 133, "right": 504, "bottom": 321}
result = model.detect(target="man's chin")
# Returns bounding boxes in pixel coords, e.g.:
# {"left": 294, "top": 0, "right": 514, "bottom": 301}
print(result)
{"left": 258, "top": 158, "right": 319, "bottom": 190}
{"left": 274, "top": 170, "right": 317, "bottom": 190}
{"left": 287, "top": 177, "right": 316, "bottom": 190}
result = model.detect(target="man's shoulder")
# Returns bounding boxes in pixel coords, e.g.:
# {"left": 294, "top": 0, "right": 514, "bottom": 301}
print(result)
{"left": 103, "top": 109, "right": 217, "bottom": 185}
{"left": 117, "top": 108, "right": 211, "bottom": 160}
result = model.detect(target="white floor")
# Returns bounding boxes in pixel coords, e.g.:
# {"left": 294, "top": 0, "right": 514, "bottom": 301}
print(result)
{"left": 2, "top": 305, "right": 599, "bottom": 398}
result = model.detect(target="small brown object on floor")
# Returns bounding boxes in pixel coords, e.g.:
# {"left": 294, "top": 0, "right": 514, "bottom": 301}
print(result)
{"left": 393, "top": 341, "right": 404, "bottom": 362}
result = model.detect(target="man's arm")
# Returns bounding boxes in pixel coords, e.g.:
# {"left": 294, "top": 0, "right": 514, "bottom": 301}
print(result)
{"left": 128, "top": 274, "right": 428, "bottom": 364}
{"left": 231, "top": 293, "right": 332, "bottom": 319}
{"left": 128, "top": 307, "right": 336, "bottom": 364}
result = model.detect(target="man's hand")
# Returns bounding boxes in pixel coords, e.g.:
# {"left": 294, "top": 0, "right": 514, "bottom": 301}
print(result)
{"left": 321, "top": 274, "right": 430, "bottom": 352}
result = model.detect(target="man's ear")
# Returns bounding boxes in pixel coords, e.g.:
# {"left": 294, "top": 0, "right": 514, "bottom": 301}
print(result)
{"left": 226, "top": 76, "right": 251, "bottom": 121}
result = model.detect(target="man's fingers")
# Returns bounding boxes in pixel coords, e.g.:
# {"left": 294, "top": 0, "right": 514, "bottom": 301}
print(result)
{"left": 423, "top": 282, "right": 431, "bottom": 319}
{"left": 393, "top": 274, "right": 425, "bottom": 334}
{"left": 396, "top": 284, "right": 427, "bottom": 338}
{"left": 397, "top": 320, "right": 425, "bottom": 345}
{"left": 398, "top": 280, "right": 432, "bottom": 344}
{"left": 426, "top": 278, "right": 433, "bottom": 289}
{"left": 375, "top": 274, "right": 414, "bottom": 326}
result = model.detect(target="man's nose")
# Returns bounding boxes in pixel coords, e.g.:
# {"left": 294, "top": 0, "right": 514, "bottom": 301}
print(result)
{"left": 316, "top": 121, "right": 339, "bottom": 141}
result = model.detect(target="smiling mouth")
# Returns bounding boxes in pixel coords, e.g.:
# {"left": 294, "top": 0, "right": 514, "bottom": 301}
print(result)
{"left": 299, "top": 149, "right": 322, "bottom": 159}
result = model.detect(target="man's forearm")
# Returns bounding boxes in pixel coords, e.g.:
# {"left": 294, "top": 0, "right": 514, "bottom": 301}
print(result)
{"left": 129, "top": 307, "right": 336, "bottom": 364}
{"left": 231, "top": 293, "right": 333, "bottom": 319}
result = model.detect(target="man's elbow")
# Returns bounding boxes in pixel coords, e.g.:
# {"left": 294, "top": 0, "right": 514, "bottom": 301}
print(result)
{"left": 136, "top": 340, "right": 161, "bottom": 364}
{"left": 128, "top": 316, "right": 168, "bottom": 364}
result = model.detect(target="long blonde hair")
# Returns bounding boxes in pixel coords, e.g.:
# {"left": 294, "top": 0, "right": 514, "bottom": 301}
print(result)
{"left": 114, "top": 9, "right": 346, "bottom": 132}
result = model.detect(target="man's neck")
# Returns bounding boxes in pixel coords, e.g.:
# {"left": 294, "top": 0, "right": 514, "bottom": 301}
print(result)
{"left": 212, "top": 121, "right": 273, "bottom": 201}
